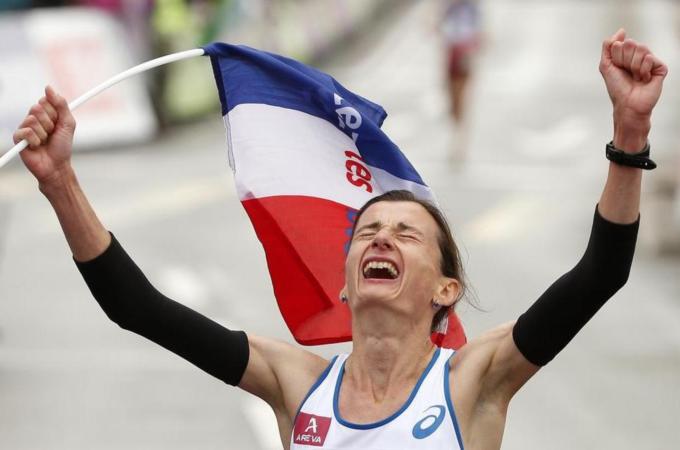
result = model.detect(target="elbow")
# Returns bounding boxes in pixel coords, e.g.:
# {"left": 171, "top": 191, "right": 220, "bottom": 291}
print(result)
{"left": 98, "top": 302, "right": 146, "bottom": 333}
{"left": 615, "top": 269, "right": 631, "bottom": 290}
{"left": 602, "top": 265, "right": 632, "bottom": 297}
{"left": 100, "top": 307, "right": 132, "bottom": 330}
{"left": 576, "top": 252, "right": 634, "bottom": 299}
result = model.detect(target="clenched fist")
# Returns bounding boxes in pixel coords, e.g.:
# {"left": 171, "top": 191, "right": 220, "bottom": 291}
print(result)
{"left": 599, "top": 29, "right": 668, "bottom": 150}
{"left": 13, "top": 86, "right": 76, "bottom": 185}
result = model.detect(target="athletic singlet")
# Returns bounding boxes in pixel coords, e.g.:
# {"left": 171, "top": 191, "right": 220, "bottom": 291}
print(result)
{"left": 290, "top": 347, "right": 464, "bottom": 450}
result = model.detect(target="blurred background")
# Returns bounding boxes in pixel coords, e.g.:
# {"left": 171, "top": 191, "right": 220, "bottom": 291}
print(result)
{"left": 1, "top": 0, "right": 679, "bottom": 449}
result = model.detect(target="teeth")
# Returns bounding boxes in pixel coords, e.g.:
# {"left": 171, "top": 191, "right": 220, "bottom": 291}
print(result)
{"left": 363, "top": 260, "right": 399, "bottom": 278}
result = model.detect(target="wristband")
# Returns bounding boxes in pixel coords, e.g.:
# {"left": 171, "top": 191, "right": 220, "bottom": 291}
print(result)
{"left": 605, "top": 141, "right": 656, "bottom": 170}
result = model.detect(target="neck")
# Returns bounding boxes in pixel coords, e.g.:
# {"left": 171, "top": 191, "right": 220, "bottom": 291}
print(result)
{"left": 347, "top": 307, "right": 435, "bottom": 402}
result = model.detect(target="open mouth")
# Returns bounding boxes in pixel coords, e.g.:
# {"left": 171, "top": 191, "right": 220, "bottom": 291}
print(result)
{"left": 362, "top": 260, "right": 400, "bottom": 280}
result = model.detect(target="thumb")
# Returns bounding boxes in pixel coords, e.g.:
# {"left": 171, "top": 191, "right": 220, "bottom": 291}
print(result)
{"left": 600, "top": 37, "right": 614, "bottom": 71}
{"left": 649, "top": 56, "right": 669, "bottom": 91}
{"left": 611, "top": 28, "right": 626, "bottom": 43}
{"left": 600, "top": 29, "right": 625, "bottom": 73}
{"left": 45, "top": 85, "right": 76, "bottom": 132}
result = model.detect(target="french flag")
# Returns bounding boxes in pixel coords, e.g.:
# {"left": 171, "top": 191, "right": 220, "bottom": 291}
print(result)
{"left": 203, "top": 43, "right": 465, "bottom": 349}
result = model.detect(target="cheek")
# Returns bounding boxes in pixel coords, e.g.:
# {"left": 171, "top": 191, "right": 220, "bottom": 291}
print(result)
{"left": 405, "top": 249, "right": 440, "bottom": 285}
{"left": 344, "top": 243, "right": 363, "bottom": 279}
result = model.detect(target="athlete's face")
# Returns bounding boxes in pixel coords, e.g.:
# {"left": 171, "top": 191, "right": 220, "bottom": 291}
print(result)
{"left": 343, "top": 201, "right": 459, "bottom": 320}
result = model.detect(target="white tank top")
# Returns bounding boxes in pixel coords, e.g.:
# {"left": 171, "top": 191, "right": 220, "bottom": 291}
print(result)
{"left": 290, "top": 347, "right": 464, "bottom": 450}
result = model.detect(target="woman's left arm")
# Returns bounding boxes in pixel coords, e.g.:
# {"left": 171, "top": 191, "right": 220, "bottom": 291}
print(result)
{"left": 479, "top": 29, "right": 668, "bottom": 401}
{"left": 598, "top": 27, "right": 667, "bottom": 223}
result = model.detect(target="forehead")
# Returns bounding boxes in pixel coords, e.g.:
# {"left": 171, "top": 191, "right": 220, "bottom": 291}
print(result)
{"left": 356, "top": 201, "right": 440, "bottom": 235}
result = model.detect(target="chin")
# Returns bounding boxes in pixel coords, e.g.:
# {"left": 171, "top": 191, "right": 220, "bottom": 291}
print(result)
{"left": 354, "top": 285, "right": 400, "bottom": 305}
{"left": 357, "top": 272, "right": 406, "bottom": 295}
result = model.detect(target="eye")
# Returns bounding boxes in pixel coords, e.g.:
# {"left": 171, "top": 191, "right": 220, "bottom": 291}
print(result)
{"left": 397, "top": 233, "right": 419, "bottom": 241}
{"left": 355, "top": 232, "right": 375, "bottom": 240}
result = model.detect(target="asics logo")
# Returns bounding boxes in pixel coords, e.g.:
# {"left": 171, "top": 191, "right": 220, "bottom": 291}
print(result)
{"left": 411, "top": 405, "right": 446, "bottom": 439}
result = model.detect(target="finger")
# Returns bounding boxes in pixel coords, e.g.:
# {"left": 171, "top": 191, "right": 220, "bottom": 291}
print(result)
{"left": 29, "top": 103, "right": 55, "bottom": 135}
{"left": 12, "top": 128, "right": 25, "bottom": 145}
{"left": 648, "top": 55, "right": 669, "bottom": 92}
{"left": 630, "top": 44, "right": 648, "bottom": 81}
{"left": 622, "top": 39, "right": 637, "bottom": 70}
{"left": 650, "top": 55, "right": 669, "bottom": 78}
{"left": 611, "top": 41, "right": 624, "bottom": 67}
{"left": 39, "top": 97, "right": 58, "bottom": 122}
{"left": 13, "top": 128, "right": 41, "bottom": 148}
{"left": 24, "top": 115, "right": 48, "bottom": 142}
{"left": 639, "top": 54, "right": 654, "bottom": 83}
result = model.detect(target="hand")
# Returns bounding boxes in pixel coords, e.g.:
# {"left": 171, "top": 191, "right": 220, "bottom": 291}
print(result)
{"left": 599, "top": 29, "right": 668, "bottom": 139}
{"left": 13, "top": 86, "right": 76, "bottom": 185}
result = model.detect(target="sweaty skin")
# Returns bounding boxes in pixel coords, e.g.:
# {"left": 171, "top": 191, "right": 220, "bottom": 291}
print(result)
{"left": 14, "top": 29, "right": 666, "bottom": 449}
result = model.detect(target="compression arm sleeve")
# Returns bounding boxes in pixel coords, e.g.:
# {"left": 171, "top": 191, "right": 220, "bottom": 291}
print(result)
{"left": 512, "top": 205, "right": 639, "bottom": 366}
{"left": 74, "top": 233, "right": 249, "bottom": 386}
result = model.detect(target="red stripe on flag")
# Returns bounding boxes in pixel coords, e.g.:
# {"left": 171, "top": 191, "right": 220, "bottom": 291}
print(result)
{"left": 242, "top": 196, "right": 353, "bottom": 345}
{"left": 241, "top": 195, "right": 466, "bottom": 349}
{"left": 431, "top": 313, "right": 467, "bottom": 349}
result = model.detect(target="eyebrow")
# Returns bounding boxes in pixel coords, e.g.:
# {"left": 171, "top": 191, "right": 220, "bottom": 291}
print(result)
{"left": 354, "top": 221, "right": 382, "bottom": 235}
{"left": 395, "top": 222, "right": 423, "bottom": 235}
{"left": 354, "top": 221, "right": 424, "bottom": 236}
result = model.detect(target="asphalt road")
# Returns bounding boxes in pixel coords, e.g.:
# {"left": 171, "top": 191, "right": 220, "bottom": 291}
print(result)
{"left": 1, "top": 1, "right": 679, "bottom": 449}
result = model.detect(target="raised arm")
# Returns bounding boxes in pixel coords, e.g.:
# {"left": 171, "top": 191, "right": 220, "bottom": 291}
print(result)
{"left": 13, "top": 87, "right": 327, "bottom": 426}
{"left": 13, "top": 86, "right": 110, "bottom": 260}
{"left": 475, "top": 30, "right": 668, "bottom": 400}
{"left": 598, "top": 28, "right": 667, "bottom": 223}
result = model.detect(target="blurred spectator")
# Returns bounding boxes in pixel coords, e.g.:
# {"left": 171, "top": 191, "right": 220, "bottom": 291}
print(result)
{"left": 440, "top": 0, "right": 481, "bottom": 124}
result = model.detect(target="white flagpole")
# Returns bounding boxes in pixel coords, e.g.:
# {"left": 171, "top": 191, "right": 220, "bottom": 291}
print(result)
{"left": 0, "top": 48, "right": 206, "bottom": 169}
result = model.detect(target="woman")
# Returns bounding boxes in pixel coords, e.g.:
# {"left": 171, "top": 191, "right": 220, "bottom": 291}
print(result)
{"left": 13, "top": 29, "right": 666, "bottom": 449}
{"left": 439, "top": 0, "right": 482, "bottom": 126}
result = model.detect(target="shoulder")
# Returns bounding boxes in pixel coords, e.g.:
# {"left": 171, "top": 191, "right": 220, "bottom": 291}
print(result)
{"left": 248, "top": 334, "right": 328, "bottom": 377}
{"left": 449, "top": 320, "right": 517, "bottom": 371}
{"left": 241, "top": 333, "right": 332, "bottom": 418}
{"left": 449, "top": 319, "right": 539, "bottom": 404}
{"left": 248, "top": 333, "right": 329, "bottom": 368}
{"left": 447, "top": 321, "right": 519, "bottom": 401}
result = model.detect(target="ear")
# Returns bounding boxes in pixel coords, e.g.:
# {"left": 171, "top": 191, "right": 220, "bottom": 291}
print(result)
{"left": 435, "top": 277, "right": 461, "bottom": 308}
{"left": 339, "top": 285, "right": 348, "bottom": 303}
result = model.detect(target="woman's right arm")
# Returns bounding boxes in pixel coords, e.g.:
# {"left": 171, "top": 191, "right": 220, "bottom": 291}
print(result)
{"left": 15, "top": 86, "right": 253, "bottom": 384}
{"left": 14, "top": 87, "right": 326, "bottom": 415}
{"left": 14, "top": 86, "right": 110, "bottom": 261}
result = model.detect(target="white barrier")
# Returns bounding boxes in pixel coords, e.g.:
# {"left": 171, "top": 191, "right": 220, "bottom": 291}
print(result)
{"left": 0, "top": 8, "right": 157, "bottom": 153}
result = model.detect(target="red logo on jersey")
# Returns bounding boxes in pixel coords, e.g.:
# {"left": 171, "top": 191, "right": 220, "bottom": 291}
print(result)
{"left": 293, "top": 412, "right": 331, "bottom": 446}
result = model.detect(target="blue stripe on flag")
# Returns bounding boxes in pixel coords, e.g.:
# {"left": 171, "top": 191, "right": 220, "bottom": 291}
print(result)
{"left": 203, "top": 42, "right": 426, "bottom": 186}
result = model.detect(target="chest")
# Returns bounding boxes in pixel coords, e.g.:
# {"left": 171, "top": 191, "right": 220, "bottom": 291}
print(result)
{"left": 289, "top": 350, "right": 464, "bottom": 450}
{"left": 337, "top": 384, "right": 411, "bottom": 424}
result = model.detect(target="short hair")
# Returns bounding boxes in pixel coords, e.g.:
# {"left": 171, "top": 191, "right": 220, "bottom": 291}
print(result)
{"left": 350, "top": 190, "right": 467, "bottom": 332}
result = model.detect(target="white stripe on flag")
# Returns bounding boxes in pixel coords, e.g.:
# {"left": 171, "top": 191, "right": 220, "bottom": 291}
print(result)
{"left": 224, "top": 103, "right": 434, "bottom": 208}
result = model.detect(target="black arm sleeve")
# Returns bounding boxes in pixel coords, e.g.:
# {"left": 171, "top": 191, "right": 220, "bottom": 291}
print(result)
{"left": 512, "top": 205, "right": 639, "bottom": 366}
{"left": 74, "top": 234, "right": 249, "bottom": 386}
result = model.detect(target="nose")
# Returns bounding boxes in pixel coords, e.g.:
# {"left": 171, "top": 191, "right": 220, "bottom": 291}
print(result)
{"left": 371, "top": 228, "right": 394, "bottom": 251}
